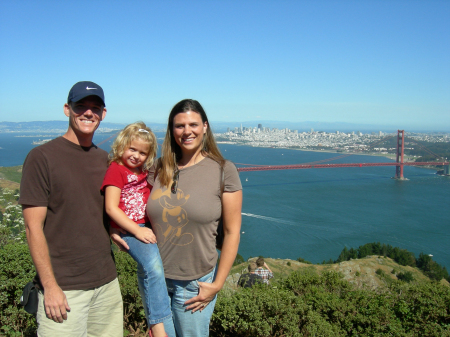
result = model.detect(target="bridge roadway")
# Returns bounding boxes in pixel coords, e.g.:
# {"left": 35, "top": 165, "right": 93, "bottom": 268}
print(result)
{"left": 236, "top": 161, "right": 450, "bottom": 172}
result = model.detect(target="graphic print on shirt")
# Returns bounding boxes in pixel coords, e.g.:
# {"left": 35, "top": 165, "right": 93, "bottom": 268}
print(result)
{"left": 122, "top": 174, "right": 147, "bottom": 221}
{"left": 150, "top": 187, "right": 194, "bottom": 246}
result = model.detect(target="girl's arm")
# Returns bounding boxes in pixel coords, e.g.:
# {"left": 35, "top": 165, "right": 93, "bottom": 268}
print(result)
{"left": 185, "top": 189, "right": 242, "bottom": 312}
{"left": 104, "top": 185, "right": 156, "bottom": 244}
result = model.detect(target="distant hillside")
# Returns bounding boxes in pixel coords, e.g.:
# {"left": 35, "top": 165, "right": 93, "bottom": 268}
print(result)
{"left": 3, "top": 120, "right": 450, "bottom": 134}
{"left": 224, "top": 255, "right": 449, "bottom": 292}
{"left": 0, "top": 121, "right": 167, "bottom": 133}
{"left": 0, "top": 166, "right": 21, "bottom": 190}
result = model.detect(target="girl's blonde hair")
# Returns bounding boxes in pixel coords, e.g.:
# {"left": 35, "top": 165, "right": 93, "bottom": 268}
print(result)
{"left": 108, "top": 121, "right": 157, "bottom": 172}
{"left": 157, "top": 99, "right": 224, "bottom": 188}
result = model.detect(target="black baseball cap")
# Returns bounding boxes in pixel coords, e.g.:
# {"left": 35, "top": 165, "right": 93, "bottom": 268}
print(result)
{"left": 67, "top": 81, "right": 105, "bottom": 106}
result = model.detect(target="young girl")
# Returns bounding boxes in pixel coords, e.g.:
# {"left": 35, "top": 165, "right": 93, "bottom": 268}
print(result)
{"left": 101, "top": 122, "right": 171, "bottom": 337}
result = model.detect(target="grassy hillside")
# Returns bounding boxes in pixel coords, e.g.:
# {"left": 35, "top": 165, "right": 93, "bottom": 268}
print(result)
{"left": 0, "top": 165, "right": 21, "bottom": 189}
{"left": 225, "top": 255, "right": 449, "bottom": 292}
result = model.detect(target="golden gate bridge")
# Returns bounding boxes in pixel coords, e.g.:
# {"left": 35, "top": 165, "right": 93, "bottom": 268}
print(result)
{"left": 234, "top": 130, "right": 449, "bottom": 179}
{"left": 98, "top": 130, "right": 450, "bottom": 179}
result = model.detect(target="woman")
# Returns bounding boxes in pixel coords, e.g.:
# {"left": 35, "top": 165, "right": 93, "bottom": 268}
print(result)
{"left": 113, "top": 99, "right": 242, "bottom": 337}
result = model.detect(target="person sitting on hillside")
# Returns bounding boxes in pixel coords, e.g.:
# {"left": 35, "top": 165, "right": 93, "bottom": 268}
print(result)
{"left": 254, "top": 257, "right": 274, "bottom": 285}
{"left": 237, "top": 262, "right": 263, "bottom": 288}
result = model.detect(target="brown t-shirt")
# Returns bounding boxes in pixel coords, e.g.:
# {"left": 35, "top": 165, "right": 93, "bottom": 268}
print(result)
{"left": 19, "top": 137, "right": 117, "bottom": 290}
{"left": 147, "top": 157, "right": 242, "bottom": 280}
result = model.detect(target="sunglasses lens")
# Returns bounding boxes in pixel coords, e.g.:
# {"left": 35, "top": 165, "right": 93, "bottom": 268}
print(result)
{"left": 171, "top": 181, "right": 177, "bottom": 194}
{"left": 171, "top": 170, "right": 179, "bottom": 194}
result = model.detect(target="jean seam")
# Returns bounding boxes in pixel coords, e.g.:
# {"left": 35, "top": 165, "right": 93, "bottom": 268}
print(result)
{"left": 122, "top": 231, "right": 170, "bottom": 325}
{"left": 148, "top": 312, "right": 173, "bottom": 325}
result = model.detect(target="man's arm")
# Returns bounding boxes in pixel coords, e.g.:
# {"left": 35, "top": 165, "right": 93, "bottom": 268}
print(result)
{"left": 264, "top": 262, "right": 274, "bottom": 279}
{"left": 23, "top": 205, "right": 70, "bottom": 323}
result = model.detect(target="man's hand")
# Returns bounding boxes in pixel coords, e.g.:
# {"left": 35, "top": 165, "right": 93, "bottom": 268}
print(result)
{"left": 43, "top": 284, "right": 71, "bottom": 323}
{"left": 110, "top": 227, "right": 130, "bottom": 251}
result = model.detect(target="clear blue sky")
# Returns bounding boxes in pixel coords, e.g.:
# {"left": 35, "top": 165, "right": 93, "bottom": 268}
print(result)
{"left": 0, "top": 0, "right": 449, "bottom": 130}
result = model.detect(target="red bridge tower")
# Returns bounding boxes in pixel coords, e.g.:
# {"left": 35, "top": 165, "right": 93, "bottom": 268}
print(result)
{"left": 395, "top": 130, "right": 406, "bottom": 179}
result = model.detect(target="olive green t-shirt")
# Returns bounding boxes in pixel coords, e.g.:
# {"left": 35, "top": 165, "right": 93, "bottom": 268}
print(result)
{"left": 147, "top": 158, "right": 242, "bottom": 280}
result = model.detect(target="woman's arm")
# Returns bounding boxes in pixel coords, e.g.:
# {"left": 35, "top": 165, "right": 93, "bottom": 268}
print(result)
{"left": 185, "top": 189, "right": 242, "bottom": 312}
{"left": 104, "top": 185, "right": 156, "bottom": 244}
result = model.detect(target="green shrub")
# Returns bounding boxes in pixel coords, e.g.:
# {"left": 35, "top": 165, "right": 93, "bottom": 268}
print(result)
{"left": 417, "top": 253, "right": 449, "bottom": 281}
{"left": 397, "top": 271, "right": 414, "bottom": 283}
{"left": 321, "top": 258, "right": 334, "bottom": 265}
{"left": 296, "top": 257, "right": 312, "bottom": 264}
{"left": 114, "top": 251, "right": 147, "bottom": 335}
{"left": 211, "top": 283, "right": 339, "bottom": 336}
{"left": 233, "top": 253, "right": 244, "bottom": 266}
{"left": 389, "top": 281, "right": 450, "bottom": 336}
{"left": 212, "top": 284, "right": 303, "bottom": 336}
{"left": 286, "top": 261, "right": 291, "bottom": 267}
{"left": 212, "top": 270, "right": 450, "bottom": 336}
{"left": 0, "top": 242, "right": 36, "bottom": 336}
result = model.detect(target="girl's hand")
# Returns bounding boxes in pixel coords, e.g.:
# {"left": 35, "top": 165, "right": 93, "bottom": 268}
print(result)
{"left": 135, "top": 227, "right": 157, "bottom": 244}
{"left": 184, "top": 281, "right": 220, "bottom": 313}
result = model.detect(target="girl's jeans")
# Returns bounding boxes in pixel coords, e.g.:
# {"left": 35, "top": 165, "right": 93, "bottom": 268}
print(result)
{"left": 121, "top": 224, "right": 172, "bottom": 325}
{"left": 163, "top": 267, "right": 218, "bottom": 337}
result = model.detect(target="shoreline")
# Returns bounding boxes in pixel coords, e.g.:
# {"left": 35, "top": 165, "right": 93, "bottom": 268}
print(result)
{"left": 217, "top": 141, "right": 404, "bottom": 162}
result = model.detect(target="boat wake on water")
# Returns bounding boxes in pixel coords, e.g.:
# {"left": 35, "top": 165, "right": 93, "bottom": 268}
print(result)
{"left": 242, "top": 212, "right": 299, "bottom": 227}
{"left": 240, "top": 212, "right": 439, "bottom": 253}
{"left": 241, "top": 212, "right": 360, "bottom": 241}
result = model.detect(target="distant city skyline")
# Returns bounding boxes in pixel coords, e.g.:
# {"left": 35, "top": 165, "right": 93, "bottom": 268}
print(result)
{"left": 1, "top": 1, "right": 449, "bottom": 129}
{"left": 2, "top": 120, "right": 450, "bottom": 135}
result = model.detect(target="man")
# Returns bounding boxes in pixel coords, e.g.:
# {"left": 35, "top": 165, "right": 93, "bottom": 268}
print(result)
{"left": 254, "top": 257, "right": 274, "bottom": 285}
{"left": 237, "top": 262, "right": 263, "bottom": 288}
{"left": 19, "top": 81, "right": 123, "bottom": 336}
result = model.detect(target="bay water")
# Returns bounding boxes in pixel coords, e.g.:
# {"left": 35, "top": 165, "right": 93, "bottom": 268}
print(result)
{"left": 1, "top": 132, "right": 449, "bottom": 269}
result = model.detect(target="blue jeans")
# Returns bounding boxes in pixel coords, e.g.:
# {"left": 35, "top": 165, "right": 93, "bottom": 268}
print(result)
{"left": 121, "top": 224, "right": 172, "bottom": 325}
{"left": 163, "top": 267, "right": 218, "bottom": 337}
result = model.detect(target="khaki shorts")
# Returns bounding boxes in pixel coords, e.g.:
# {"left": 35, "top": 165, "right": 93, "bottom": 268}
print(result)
{"left": 36, "top": 278, "right": 123, "bottom": 337}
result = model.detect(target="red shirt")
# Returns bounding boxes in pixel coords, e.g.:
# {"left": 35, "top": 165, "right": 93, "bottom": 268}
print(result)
{"left": 101, "top": 162, "right": 150, "bottom": 228}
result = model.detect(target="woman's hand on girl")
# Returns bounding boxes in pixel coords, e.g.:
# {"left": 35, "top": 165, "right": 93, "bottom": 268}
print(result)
{"left": 135, "top": 227, "right": 157, "bottom": 244}
{"left": 184, "top": 281, "right": 220, "bottom": 313}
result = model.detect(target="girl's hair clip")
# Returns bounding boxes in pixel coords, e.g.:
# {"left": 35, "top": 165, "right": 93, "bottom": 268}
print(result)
{"left": 138, "top": 129, "right": 150, "bottom": 133}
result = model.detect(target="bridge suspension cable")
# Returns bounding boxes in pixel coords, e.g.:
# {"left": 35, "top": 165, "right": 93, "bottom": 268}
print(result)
{"left": 405, "top": 137, "right": 445, "bottom": 161}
